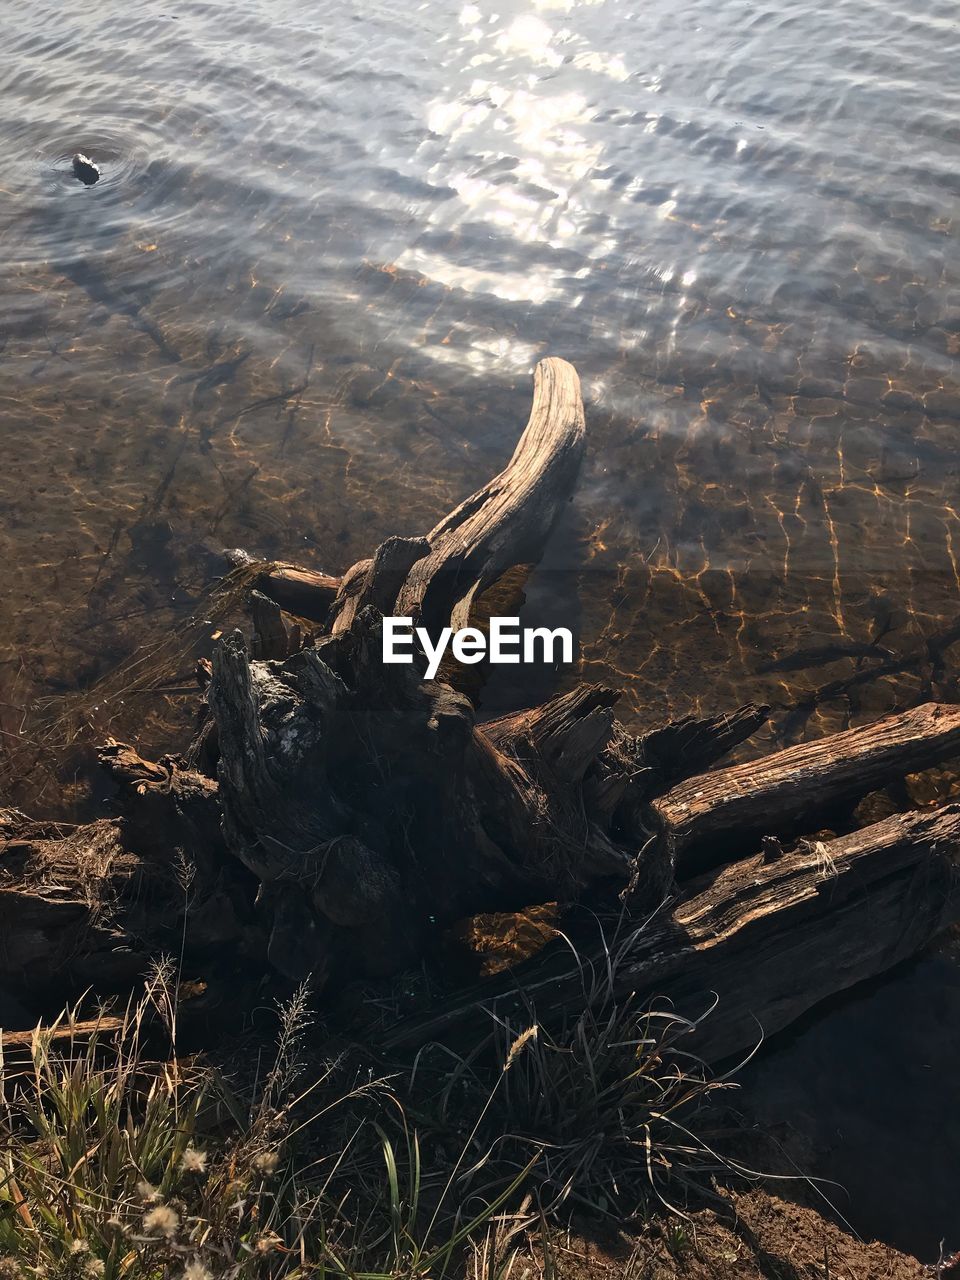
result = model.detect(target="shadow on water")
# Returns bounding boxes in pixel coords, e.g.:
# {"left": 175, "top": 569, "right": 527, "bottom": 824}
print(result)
{"left": 1, "top": 0, "right": 959, "bottom": 1255}
{"left": 55, "top": 258, "right": 182, "bottom": 364}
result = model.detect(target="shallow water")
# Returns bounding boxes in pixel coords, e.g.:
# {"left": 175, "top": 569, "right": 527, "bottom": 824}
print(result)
{"left": 2, "top": 0, "right": 959, "bottom": 1254}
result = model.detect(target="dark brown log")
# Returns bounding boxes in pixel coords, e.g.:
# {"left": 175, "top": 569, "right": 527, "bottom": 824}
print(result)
{"left": 97, "top": 743, "right": 227, "bottom": 875}
{"left": 207, "top": 615, "right": 648, "bottom": 984}
{"left": 202, "top": 359, "right": 664, "bottom": 984}
{"left": 0, "top": 808, "right": 173, "bottom": 1003}
{"left": 249, "top": 563, "right": 341, "bottom": 623}
{"left": 382, "top": 803, "right": 960, "bottom": 1063}
{"left": 484, "top": 685, "right": 621, "bottom": 785}
{"left": 652, "top": 701, "right": 960, "bottom": 872}
{"left": 0, "top": 760, "right": 257, "bottom": 1016}
{"left": 250, "top": 590, "right": 299, "bottom": 660}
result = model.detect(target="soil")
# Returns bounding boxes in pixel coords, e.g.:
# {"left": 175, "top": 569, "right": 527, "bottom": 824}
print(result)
{"left": 521, "top": 1190, "right": 943, "bottom": 1280}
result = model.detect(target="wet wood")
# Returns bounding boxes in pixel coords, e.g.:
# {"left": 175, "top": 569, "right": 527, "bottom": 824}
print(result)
{"left": 383, "top": 803, "right": 960, "bottom": 1062}
{"left": 202, "top": 358, "right": 665, "bottom": 983}
{"left": 251, "top": 562, "right": 341, "bottom": 623}
{"left": 652, "top": 701, "right": 960, "bottom": 872}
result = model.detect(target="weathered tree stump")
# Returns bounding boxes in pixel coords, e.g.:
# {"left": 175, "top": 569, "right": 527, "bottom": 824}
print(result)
{"left": 3, "top": 357, "right": 960, "bottom": 1069}
{"left": 203, "top": 359, "right": 674, "bottom": 983}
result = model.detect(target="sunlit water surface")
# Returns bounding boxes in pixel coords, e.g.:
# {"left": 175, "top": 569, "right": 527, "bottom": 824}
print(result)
{"left": 2, "top": 0, "right": 959, "bottom": 1254}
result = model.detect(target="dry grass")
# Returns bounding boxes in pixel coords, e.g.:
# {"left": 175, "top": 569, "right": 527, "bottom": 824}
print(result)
{"left": 0, "top": 965, "right": 351, "bottom": 1279}
{"left": 406, "top": 920, "right": 754, "bottom": 1233}
{"left": 22, "top": 822, "right": 132, "bottom": 921}
{"left": 0, "top": 929, "right": 756, "bottom": 1279}
{"left": 0, "top": 964, "right": 531, "bottom": 1280}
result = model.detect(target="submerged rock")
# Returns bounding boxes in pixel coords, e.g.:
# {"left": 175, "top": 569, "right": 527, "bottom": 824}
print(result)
{"left": 72, "top": 152, "right": 100, "bottom": 185}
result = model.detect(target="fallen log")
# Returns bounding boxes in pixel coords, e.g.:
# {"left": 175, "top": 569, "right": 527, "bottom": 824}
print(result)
{"left": 651, "top": 701, "right": 960, "bottom": 873}
{"left": 383, "top": 803, "right": 960, "bottom": 1062}
{"left": 203, "top": 359, "right": 677, "bottom": 982}
{"left": 0, "top": 1015, "right": 128, "bottom": 1102}
{"left": 3, "top": 356, "right": 960, "bottom": 1076}
{"left": 251, "top": 563, "right": 341, "bottom": 623}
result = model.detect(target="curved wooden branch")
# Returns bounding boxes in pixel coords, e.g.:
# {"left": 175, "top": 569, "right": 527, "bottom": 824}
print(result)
{"left": 326, "top": 357, "right": 586, "bottom": 636}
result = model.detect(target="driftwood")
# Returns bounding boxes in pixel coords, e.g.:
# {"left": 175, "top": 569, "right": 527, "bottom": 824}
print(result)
{"left": 0, "top": 1016, "right": 127, "bottom": 1104}
{"left": 652, "top": 701, "right": 960, "bottom": 873}
{"left": 203, "top": 359, "right": 660, "bottom": 983}
{"left": 384, "top": 803, "right": 960, "bottom": 1061}
{"left": 0, "top": 765, "right": 256, "bottom": 1012}
{"left": 251, "top": 564, "right": 340, "bottom": 623}
{"left": 2, "top": 357, "right": 960, "bottom": 1073}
